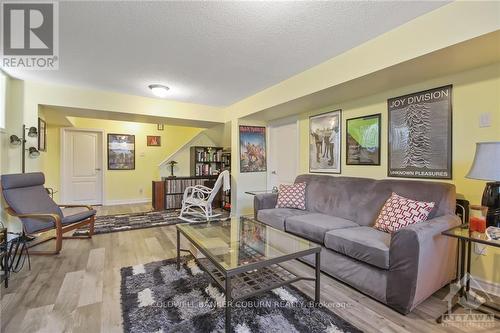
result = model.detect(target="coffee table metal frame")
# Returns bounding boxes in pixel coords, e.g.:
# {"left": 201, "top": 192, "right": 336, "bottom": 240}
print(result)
{"left": 176, "top": 220, "right": 321, "bottom": 333}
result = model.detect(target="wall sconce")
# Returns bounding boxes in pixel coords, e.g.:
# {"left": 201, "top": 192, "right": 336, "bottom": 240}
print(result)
{"left": 27, "top": 126, "right": 38, "bottom": 137}
{"left": 27, "top": 147, "right": 40, "bottom": 158}
{"left": 10, "top": 135, "right": 22, "bottom": 145}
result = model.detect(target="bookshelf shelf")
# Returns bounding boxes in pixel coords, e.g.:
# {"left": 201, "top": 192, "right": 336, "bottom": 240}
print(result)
{"left": 190, "top": 146, "right": 231, "bottom": 177}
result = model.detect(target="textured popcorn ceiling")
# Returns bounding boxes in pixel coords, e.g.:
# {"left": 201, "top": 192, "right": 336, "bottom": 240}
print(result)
{"left": 4, "top": 1, "right": 449, "bottom": 106}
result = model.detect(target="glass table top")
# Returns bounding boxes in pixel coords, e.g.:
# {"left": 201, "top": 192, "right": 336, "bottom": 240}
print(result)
{"left": 442, "top": 224, "right": 500, "bottom": 248}
{"left": 177, "top": 216, "right": 320, "bottom": 272}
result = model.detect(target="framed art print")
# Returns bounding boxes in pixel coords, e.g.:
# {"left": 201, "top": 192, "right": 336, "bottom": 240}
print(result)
{"left": 309, "top": 110, "right": 341, "bottom": 173}
{"left": 38, "top": 117, "right": 47, "bottom": 152}
{"left": 388, "top": 85, "right": 452, "bottom": 179}
{"left": 346, "top": 114, "right": 381, "bottom": 165}
{"left": 108, "top": 134, "right": 135, "bottom": 170}
{"left": 239, "top": 125, "right": 266, "bottom": 173}
{"left": 147, "top": 135, "right": 161, "bottom": 146}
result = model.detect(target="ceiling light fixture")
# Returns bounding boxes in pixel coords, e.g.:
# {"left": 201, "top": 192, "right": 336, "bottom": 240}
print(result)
{"left": 148, "top": 84, "right": 170, "bottom": 98}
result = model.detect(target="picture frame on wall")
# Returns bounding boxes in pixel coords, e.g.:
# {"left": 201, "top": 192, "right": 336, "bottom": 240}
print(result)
{"left": 239, "top": 125, "right": 266, "bottom": 173}
{"left": 147, "top": 135, "right": 161, "bottom": 146}
{"left": 346, "top": 114, "right": 381, "bottom": 165}
{"left": 38, "top": 117, "right": 47, "bottom": 152}
{"left": 388, "top": 85, "right": 452, "bottom": 179}
{"left": 309, "top": 110, "right": 341, "bottom": 173}
{"left": 108, "top": 134, "right": 135, "bottom": 170}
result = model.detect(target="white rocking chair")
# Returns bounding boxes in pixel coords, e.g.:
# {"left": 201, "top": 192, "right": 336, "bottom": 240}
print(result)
{"left": 178, "top": 170, "right": 230, "bottom": 223}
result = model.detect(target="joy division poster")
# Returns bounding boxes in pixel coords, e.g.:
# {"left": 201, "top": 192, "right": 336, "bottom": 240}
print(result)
{"left": 388, "top": 85, "right": 452, "bottom": 179}
{"left": 239, "top": 125, "right": 266, "bottom": 173}
{"left": 108, "top": 134, "right": 135, "bottom": 170}
{"left": 346, "top": 114, "right": 380, "bottom": 165}
{"left": 309, "top": 110, "right": 341, "bottom": 173}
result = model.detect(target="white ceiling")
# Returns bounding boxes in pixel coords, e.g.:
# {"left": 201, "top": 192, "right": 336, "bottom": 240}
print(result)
{"left": 3, "top": 1, "right": 449, "bottom": 106}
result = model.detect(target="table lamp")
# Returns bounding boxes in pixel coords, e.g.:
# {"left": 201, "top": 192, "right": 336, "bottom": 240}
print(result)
{"left": 466, "top": 142, "right": 500, "bottom": 228}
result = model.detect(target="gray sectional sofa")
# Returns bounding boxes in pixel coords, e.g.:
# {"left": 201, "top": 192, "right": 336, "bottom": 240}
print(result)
{"left": 254, "top": 174, "right": 460, "bottom": 314}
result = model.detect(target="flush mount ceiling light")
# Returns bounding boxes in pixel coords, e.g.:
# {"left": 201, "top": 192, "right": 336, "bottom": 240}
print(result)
{"left": 148, "top": 84, "right": 169, "bottom": 98}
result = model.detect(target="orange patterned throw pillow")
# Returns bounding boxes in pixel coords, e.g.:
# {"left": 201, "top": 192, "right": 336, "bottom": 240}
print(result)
{"left": 374, "top": 192, "right": 435, "bottom": 233}
{"left": 276, "top": 182, "right": 307, "bottom": 210}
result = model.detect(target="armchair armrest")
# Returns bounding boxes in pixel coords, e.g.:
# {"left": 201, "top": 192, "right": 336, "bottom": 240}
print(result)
{"left": 5, "top": 207, "right": 62, "bottom": 228}
{"left": 58, "top": 204, "right": 93, "bottom": 210}
{"left": 387, "top": 214, "right": 461, "bottom": 313}
{"left": 253, "top": 193, "right": 278, "bottom": 218}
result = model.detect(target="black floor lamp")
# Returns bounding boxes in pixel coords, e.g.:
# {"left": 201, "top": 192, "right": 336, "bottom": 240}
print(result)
{"left": 466, "top": 142, "right": 500, "bottom": 228}
{"left": 9, "top": 125, "right": 40, "bottom": 173}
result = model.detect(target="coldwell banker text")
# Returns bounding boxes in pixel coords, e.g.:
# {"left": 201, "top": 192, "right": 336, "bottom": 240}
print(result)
{"left": 389, "top": 87, "right": 450, "bottom": 110}
{"left": 1, "top": 2, "right": 59, "bottom": 70}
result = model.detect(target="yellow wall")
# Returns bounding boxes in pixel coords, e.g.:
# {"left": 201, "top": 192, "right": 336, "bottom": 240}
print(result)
{"left": 297, "top": 62, "right": 500, "bottom": 283}
{"left": 40, "top": 118, "right": 204, "bottom": 204}
{"left": 223, "top": 1, "right": 500, "bottom": 120}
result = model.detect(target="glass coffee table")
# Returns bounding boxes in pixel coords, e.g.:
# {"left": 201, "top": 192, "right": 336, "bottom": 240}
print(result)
{"left": 176, "top": 216, "right": 321, "bottom": 333}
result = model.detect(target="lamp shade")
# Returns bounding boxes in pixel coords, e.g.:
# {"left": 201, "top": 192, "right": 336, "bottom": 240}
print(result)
{"left": 466, "top": 142, "right": 500, "bottom": 181}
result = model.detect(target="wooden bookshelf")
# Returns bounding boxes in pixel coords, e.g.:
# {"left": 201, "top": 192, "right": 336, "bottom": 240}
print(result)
{"left": 152, "top": 176, "right": 222, "bottom": 210}
{"left": 190, "top": 146, "right": 231, "bottom": 176}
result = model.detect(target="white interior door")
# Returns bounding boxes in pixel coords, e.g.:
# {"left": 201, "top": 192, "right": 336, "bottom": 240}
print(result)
{"left": 268, "top": 118, "right": 299, "bottom": 190}
{"left": 62, "top": 129, "right": 103, "bottom": 205}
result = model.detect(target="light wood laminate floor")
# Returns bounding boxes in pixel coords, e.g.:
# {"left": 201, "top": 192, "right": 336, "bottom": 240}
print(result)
{"left": 1, "top": 204, "right": 497, "bottom": 332}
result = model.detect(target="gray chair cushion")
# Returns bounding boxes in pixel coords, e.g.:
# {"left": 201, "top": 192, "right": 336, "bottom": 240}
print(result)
{"left": 324, "top": 227, "right": 391, "bottom": 269}
{"left": 62, "top": 210, "right": 97, "bottom": 225}
{"left": 256, "top": 208, "right": 308, "bottom": 231}
{"left": 285, "top": 213, "right": 359, "bottom": 244}
{"left": 1, "top": 173, "right": 63, "bottom": 234}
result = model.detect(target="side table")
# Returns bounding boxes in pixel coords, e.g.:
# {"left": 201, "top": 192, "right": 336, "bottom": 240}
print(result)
{"left": 438, "top": 223, "right": 500, "bottom": 322}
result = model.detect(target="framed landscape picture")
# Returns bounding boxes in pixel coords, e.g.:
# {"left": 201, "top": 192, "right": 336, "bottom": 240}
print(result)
{"left": 346, "top": 114, "right": 381, "bottom": 165}
{"left": 108, "top": 134, "right": 135, "bottom": 170}
{"left": 239, "top": 125, "right": 266, "bottom": 173}
{"left": 38, "top": 117, "right": 47, "bottom": 152}
{"left": 309, "top": 110, "right": 341, "bottom": 173}
{"left": 388, "top": 85, "right": 452, "bottom": 179}
{"left": 147, "top": 135, "right": 161, "bottom": 146}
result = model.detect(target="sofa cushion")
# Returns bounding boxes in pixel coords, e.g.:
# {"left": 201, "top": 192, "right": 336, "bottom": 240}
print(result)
{"left": 276, "top": 182, "right": 306, "bottom": 210}
{"left": 324, "top": 227, "right": 391, "bottom": 269}
{"left": 257, "top": 208, "right": 308, "bottom": 231}
{"left": 285, "top": 213, "right": 359, "bottom": 244}
{"left": 374, "top": 192, "right": 434, "bottom": 233}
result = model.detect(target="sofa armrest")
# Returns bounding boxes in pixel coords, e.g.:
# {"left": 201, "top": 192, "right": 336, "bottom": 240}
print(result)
{"left": 387, "top": 214, "right": 461, "bottom": 314}
{"left": 253, "top": 193, "right": 278, "bottom": 218}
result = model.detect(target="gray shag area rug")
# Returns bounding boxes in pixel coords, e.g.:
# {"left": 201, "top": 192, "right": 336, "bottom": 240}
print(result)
{"left": 120, "top": 256, "right": 362, "bottom": 333}
{"left": 73, "top": 210, "right": 230, "bottom": 236}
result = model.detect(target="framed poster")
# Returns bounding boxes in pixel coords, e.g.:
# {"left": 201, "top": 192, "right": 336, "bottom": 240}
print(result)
{"left": 346, "top": 114, "right": 381, "bottom": 165}
{"left": 239, "top": 125, "right": 266, "bottom": 173}
{"left": 38, "top": 117, "right": 47, "bottom": 152}
{"left": 388, "top": 85, "right": 452, "bottom": 179}
{"left": 108, "top": 134, "right": 135, "bottom": 170}
{"left": 309, "top": 110, "right": 341, "bottom": 173}
{"left": 147, "top": 135, "right": 161, "bottom": 146}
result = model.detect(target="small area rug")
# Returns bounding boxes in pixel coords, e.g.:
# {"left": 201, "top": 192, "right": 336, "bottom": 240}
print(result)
{"left": 120, "top": 256, "right": 362, "bottom": 333}
{"left": 73, "top": 209, "right": 230, "bottom": 236}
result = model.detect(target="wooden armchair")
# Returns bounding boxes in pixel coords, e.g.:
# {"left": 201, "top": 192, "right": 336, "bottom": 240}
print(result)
{"left": 1, "top": 172, "right": 96, "bottom": 255}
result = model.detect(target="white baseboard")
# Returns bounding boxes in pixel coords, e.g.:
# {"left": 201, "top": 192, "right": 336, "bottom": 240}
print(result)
{"left": 103, "top": 198, "right": 151, "bottom": 206}
{"left": 472, "top": 275, "right": 500, "bottom": 298}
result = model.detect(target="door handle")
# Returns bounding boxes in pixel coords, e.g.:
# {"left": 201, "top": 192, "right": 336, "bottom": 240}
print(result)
{"left": 95, "top": 168, "right": 101, "bottom": 171}
{"left": 271, "top": 171, "right": 277, "bottom": 175}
